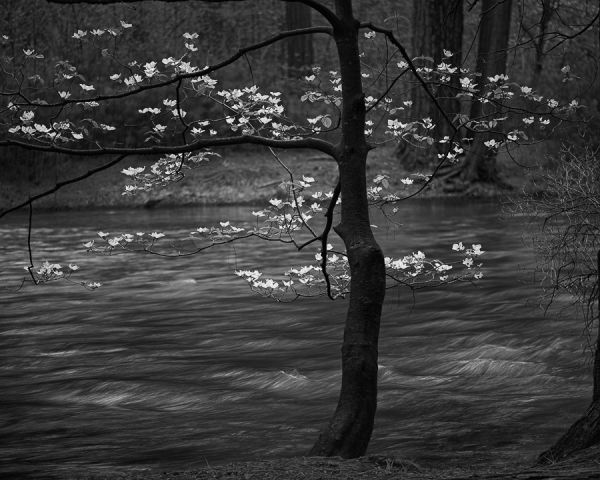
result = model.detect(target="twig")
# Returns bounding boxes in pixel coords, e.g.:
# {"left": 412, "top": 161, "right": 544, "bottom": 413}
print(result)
{"left": 0, "top": 154, "right": 128, "bottom": 219}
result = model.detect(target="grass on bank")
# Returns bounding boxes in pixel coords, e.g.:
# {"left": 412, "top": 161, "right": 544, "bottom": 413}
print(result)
{"left": 60, "top": 446, "right": 600, "bottom": 480}
{"left": 0, "top": 142, "right": 554, "bottom": 212}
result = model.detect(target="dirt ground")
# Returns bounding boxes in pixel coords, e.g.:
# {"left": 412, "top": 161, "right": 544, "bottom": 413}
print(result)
{"left": 60, "top": 444, "right": 600, "bottom": 480}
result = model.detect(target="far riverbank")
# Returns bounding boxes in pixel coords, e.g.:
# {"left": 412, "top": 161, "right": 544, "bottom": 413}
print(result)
{"left": 1, "top": 144, "right": 550, "bottom": 212}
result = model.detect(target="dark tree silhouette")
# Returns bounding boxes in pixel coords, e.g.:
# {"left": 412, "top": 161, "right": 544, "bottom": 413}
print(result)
{"left": 397, "top": 0, "right": 464, "bottom": 172}
{"left": 286, "top": 2, "right": 314, "bottom": 77}
{"left": 441, "top": 0, "right": 513, "bottom": 192}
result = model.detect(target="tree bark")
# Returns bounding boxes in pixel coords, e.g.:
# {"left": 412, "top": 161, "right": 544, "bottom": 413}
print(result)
{"left": 538, "top": 250, "right": 600, "bottom": 463}
{"left": 441, "top": 0, "right": 513, "bottom": 193}
{"left": 594, "top": 318, "right": 600, "bottom": 404}
{"left": 398, "top": 0, "right": 463, "bottom": 172}
{"left": 529, "top": 0, "right": 556, "bottom": 89}
{"left": 285, "top": 2, "right": 313, "bottom": 78}
{"left": 308, "top": 0, "right": 386, "bottom": 459}
{"left": 595, "top": 250, "right": 600, "bottom": 404}
{"left": 538, "top": 398, "right": 600, "bottom": 463}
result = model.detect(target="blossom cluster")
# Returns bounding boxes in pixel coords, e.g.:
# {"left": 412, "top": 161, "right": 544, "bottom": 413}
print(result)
{"left": 22, "top": 261, "right": 101, "bottom": 290}
{"left": 216, "top": 86, "right": 290, "bottom": 137}
{"left": 235, "top": 248, "right": 351, "bottom": 300}
{"left": 385, "top": 242, "right": 484, "bottom": 284}
{"left": 234, "top": 240, "right": 484, "bottom": 302}
{"left": 121, "top": 151, "right": 220, "bottom": 195}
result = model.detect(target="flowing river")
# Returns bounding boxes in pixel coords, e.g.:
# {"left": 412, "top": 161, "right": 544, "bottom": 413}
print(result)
{"left": 0, "top": 200, "right": 592, "bottom": 479}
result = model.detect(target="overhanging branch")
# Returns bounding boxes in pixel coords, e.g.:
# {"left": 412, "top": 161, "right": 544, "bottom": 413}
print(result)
{"left": 8, "top": 25, "right": 333, "bottom": 108}
{"left": 360, "top": 22, "right": 459, "bottom": 136}
{"left": 0, "top": 154, "right": 128, "bottom": 219}
{"left": 1, "top": 134, "right": 336, "bottom": 158}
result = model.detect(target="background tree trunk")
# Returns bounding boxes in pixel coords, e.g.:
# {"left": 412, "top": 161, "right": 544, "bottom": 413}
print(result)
{"left": 531, "top": 0, "right": 556, "bottom": 89}
{"left": 441, "top": 0, "right": 513, "bottom": 193}
{"left": 285, "top": 2, "right": 313, "bottom": 78}
{"left": 398, "top": 0, "right": 463, "bottom": 172}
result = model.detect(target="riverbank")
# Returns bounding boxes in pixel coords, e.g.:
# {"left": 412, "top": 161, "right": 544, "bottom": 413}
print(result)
{"left": 1, "top": 144, "right": 550, "bottom": 212}
{"left": 61, "top": 445, "right": 600, "bottom": 480}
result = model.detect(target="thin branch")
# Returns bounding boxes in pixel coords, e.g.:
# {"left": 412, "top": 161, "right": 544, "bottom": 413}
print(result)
{"left": 320, "top": 179, "right": 341, "bottom": 300}
{"left": 297, "top": 178, "right": 340, "bottom": 252}
{"left": 360, "top": 22, "right": 459, "bottom": 136}
{"left": 366, "top": 68, "right": 409, "bottom": 114}
{"left": 0, "top": 154, "right": 128, "bottom": 219}
{"left": 544, "top": 11, "right": 600, "bottom": 55}
{"left": 268, "top": 148, "right": 319, "bottom": 239}
{"left": 295, "top": 178, "right": 341, "bottom": 299}
{"left": 25, "top": 203, "right": 38, "bottom": 284}
{"left": 8, "top": 26, "right": 333, "bottom": 108}
{"left": 466, "top": 0, "right": 481, "bottom": 12}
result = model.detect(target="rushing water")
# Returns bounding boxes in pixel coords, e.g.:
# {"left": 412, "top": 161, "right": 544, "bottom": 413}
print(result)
{"left": 0, "top": 200, "right": 592, "bottom": 479}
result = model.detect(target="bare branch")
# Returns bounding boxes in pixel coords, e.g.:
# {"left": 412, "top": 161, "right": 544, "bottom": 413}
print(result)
{"left": 25, "top": 203, "right": 38, "bottom": 285}
{"left": 0, "top": 155, "right": 128, "bottom": 219}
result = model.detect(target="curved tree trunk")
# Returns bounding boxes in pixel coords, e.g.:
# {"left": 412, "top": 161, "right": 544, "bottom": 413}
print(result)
{"left": 594, "top": 319, "right": 600, "bottom": 403}
{"left": 538, "top": 251, "right": 600, "bottom": 463}
{"left": 538, "top": 398, "right": 600, "bottom": 464}
{"left": 308, "top": 149, "right": 386, "bottom": 456}
{"left": 308, "top": 1, "right": 386, "bottom": 458}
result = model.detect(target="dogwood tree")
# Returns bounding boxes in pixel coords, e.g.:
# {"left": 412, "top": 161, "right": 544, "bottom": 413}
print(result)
{"left": 0, "top": 0, "right": 584, "bottom": 459}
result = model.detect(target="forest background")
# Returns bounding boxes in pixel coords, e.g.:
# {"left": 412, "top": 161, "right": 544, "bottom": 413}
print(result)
{"left": 1, "top": 0, "right": 598, "bottom": 209}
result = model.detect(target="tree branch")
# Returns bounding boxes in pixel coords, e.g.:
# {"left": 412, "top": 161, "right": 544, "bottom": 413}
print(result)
{"left": 320, "top": 178, "right": 341, "bottom": 300}
{"left": 360, "top": 22, "right": 459, "bottom": 136}
{"left": 0, "top": 155, "right": 128, "bottom": 219}
{"left": 8, "top": 26, "right": 333, "bottom": 108}
{"left": 543, "top": 11, "right": 600, "bottom": 55}
{"left": 0, "top": 135, "right": 336, "bottom": 158}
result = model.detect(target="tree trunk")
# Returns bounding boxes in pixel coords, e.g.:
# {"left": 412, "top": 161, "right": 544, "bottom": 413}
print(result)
{"left": 441, "top": 0, "right": 513, "bottom": 193}
{"left": 308, "top": 1, "right": 386, "bottom": 458}
{"left": 594, "top": 315, "right": 600, "bottom": 404}
{"left": 308, "top": 144, "right": 386, "bottom": 457}
{"left": 538, "top": 250, "right": 600, "bottom": 463}
{"left": 531, "top": 0, "right": 556, "bottom": 89}
{"left": 398, "top": 0, "right": 463, "bottom": 172}
{"left": 595, "top": 251, "right": 600, "bottom": 404}
{"left": 285, "top": 2, "right": 313, "bottom": 78}
{"left": 538, "top": 398, "right": 600, "bottom": 463}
